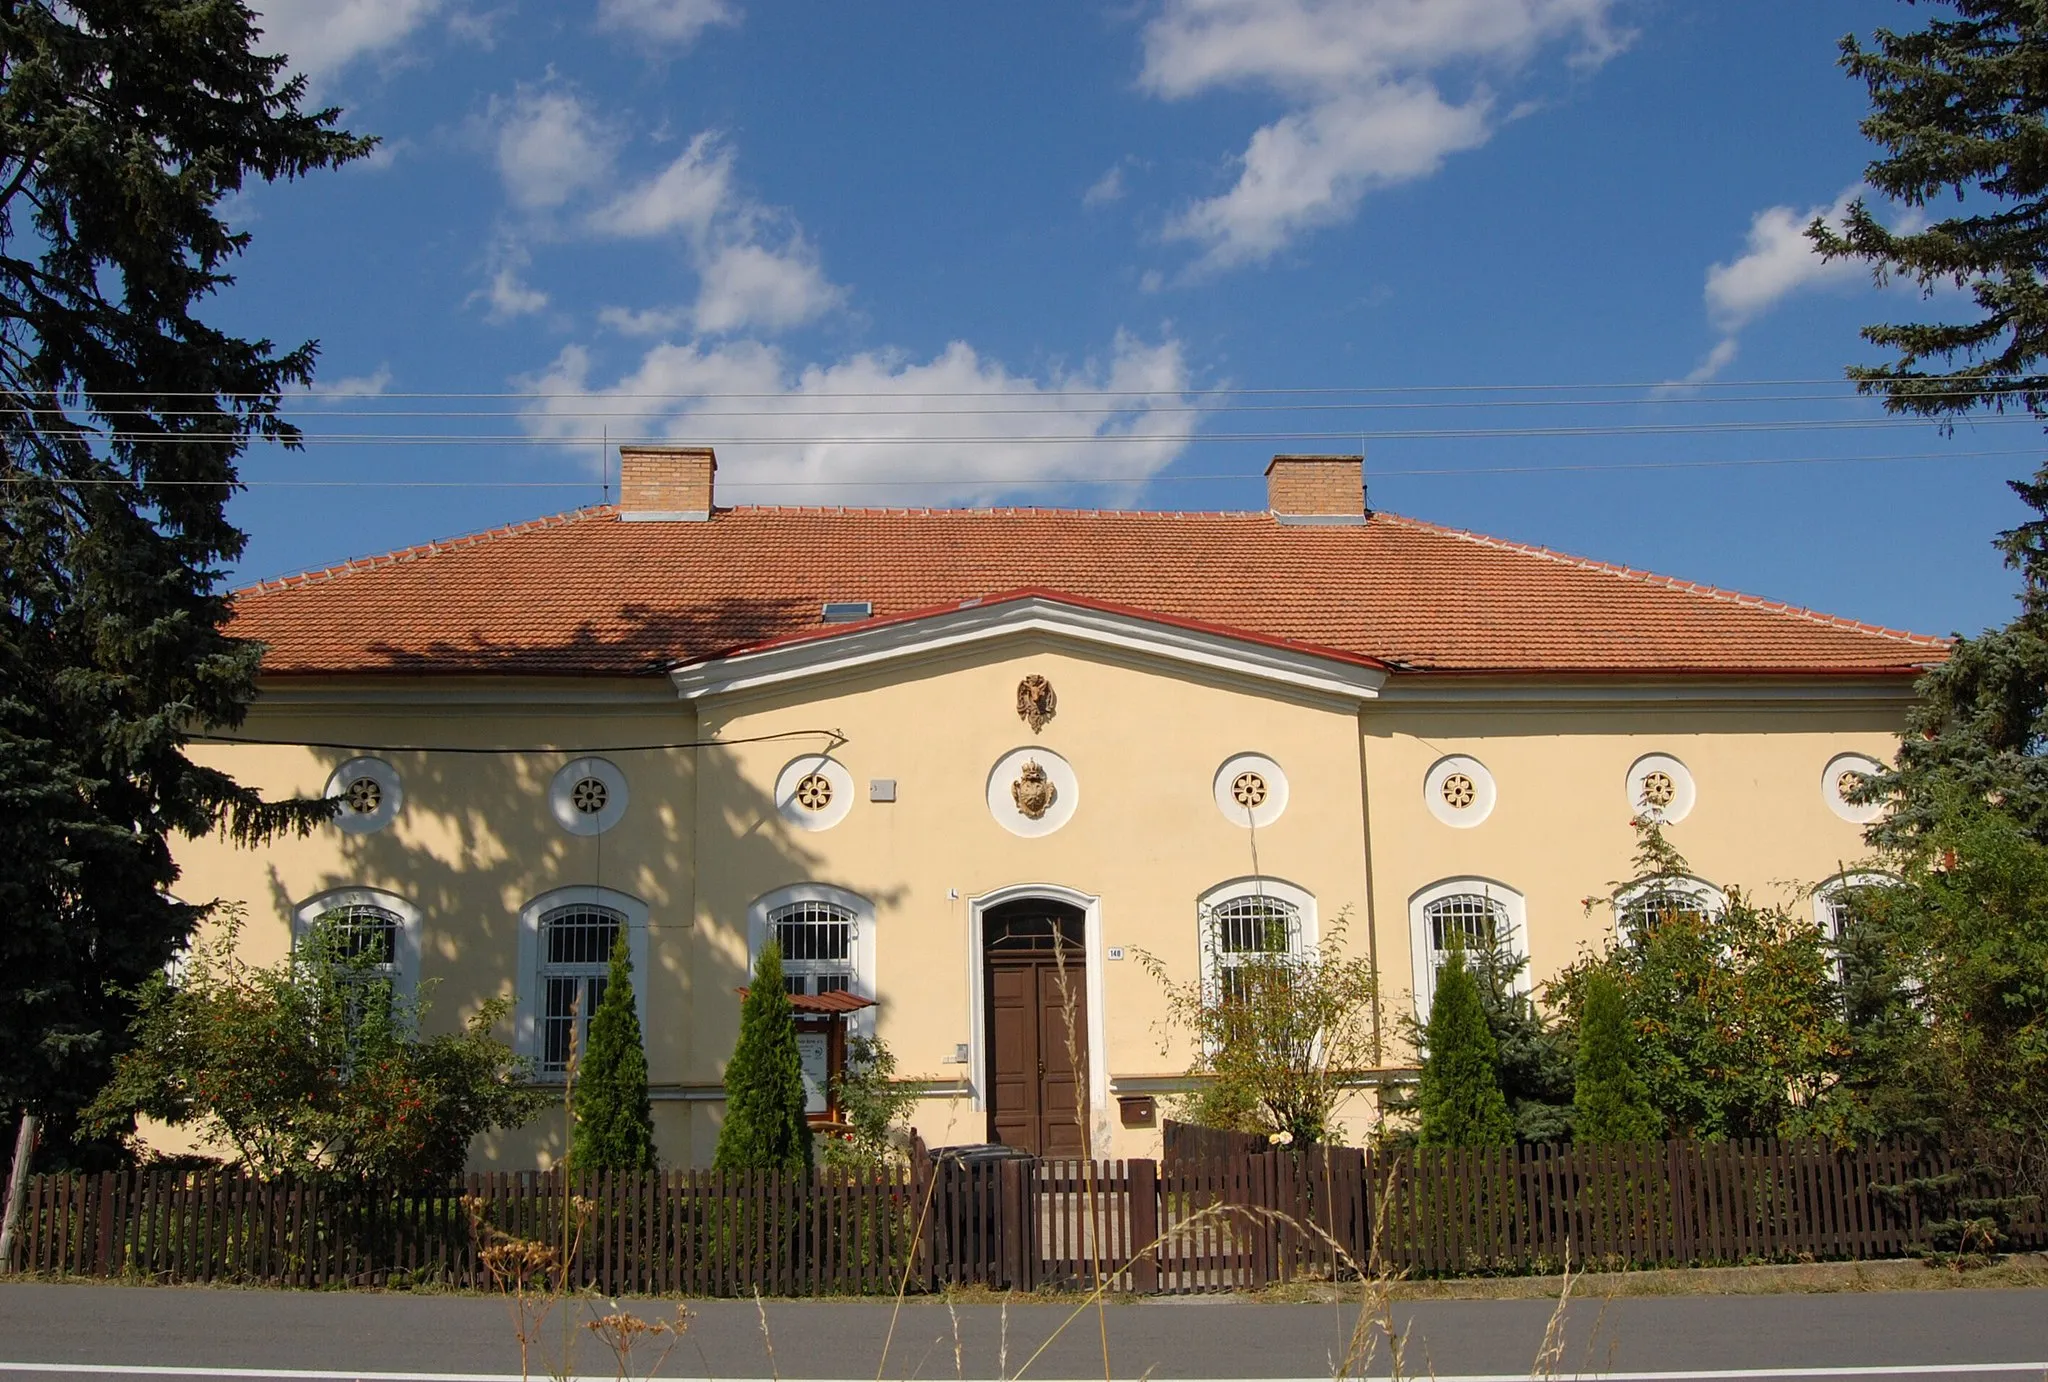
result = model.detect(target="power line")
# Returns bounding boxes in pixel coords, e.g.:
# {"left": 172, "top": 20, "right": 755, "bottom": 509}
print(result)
{"left": 15, "top": 374, "right": 2048, "bottom": 399}
{"left": 7, "top": 446, "right": 2036, "bottom": 489}
{"left": 22, "top": 415, "right": 2048, "bottom": 446}
{"left": 188, "top": 728, "right": 843, "bottom": 754}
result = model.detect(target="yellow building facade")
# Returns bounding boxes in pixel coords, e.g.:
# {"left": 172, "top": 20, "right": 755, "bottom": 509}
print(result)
{"left": 176, "top": 449, "right": 1944, "bottom": 1165}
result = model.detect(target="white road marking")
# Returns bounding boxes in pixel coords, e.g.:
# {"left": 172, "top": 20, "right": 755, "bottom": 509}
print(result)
{"left": 2, "top": 1367, "right": 2046, "bottom": 1381}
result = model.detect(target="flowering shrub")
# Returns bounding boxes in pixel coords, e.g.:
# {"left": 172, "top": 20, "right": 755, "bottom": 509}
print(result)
{"left": 86, "top": 908, "right": 546, "bottom": 1180}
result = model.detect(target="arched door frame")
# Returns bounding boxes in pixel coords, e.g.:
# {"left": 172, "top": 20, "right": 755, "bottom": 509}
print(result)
{"left": 964, "top": 882, "right": 1110, "bottom": 1155}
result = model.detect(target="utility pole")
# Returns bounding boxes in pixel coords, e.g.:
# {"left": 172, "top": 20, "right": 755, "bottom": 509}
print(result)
{"left": 0, "top": 1114, "right": 40, "bottom": 1270}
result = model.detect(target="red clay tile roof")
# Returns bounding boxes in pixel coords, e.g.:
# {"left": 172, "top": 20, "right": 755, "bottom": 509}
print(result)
{"left": 228, "top": 506, "right": 1951, "bottom": 678}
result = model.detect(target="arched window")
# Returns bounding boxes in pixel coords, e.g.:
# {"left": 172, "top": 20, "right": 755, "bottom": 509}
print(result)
{"left": 515, "top": 886, "right": 650, "bottom": 1081}
{"left": 293, "top": 888, "right": 420, "bottom": 999}
{"left": 748, "top": 884, "right": 877, "bottom": 1032}
{"left": 1197, "top": 878, "right": 1316, "bottom": 1004}
{"left": 1614, "top": 876, "right": 1725, "bottom": 941}
{"left": 768, "top": 898, "right": 857, "bottom": 995}
{"left": 1814, "top": 872, "right": 1896, "bottom": 989}
{"left": 1407, "top": 879, "right": 1528, "bottom": 1020}
{"left": 537, "top": 903, "right": 624, "bottom": 1075}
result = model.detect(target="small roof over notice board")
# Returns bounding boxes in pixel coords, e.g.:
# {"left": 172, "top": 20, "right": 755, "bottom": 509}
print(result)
{"left": 736, "top": 987, "right": 876, "bottom": 1016}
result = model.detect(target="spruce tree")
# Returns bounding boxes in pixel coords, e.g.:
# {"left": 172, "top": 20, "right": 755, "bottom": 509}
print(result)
{"left": 1414, "top": 952, "right": 1514, "bottom": 1148}
{"left": 1807, "top": 2, "right": 2048, "bottom": 851}
{"left": 569, "top": 932, "right": 656, "bottom": 1172}
{"left": 714, "top": 944, "right": 813, "bottom": 1173}
{"left": 1572, "top": 968, "right": 1661, "bottom": 1144}
{"left": 0, "top": 1, "right": 371, "bottom": 1166}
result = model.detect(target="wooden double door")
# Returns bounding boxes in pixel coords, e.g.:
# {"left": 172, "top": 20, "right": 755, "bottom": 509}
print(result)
{"left": 984, "top": 899, "right": 1090, "bottom": 1156}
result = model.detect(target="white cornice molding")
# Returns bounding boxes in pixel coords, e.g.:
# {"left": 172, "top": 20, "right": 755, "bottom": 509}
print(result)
{"left": 667, "top": 596, "right": 1389, "bottom": 704}
{"left": 1376, "top": 675, "right": 1924, "bottom": 709}
{"left": 253, "top": 677, "right": 677, "bottom": 710}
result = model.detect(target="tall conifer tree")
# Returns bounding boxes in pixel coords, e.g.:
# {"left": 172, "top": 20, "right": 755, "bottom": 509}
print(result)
{"left": 1415, "top": 953, "right": 1514, "bottom": 1148}
{"left": 1572, "top": 969, "right": 1662, "bottom": 1144}
{"left": 569, "top": 933, "right": 656, "bottom": 1172}
{"left": 0, "top": 1, "right": 371, "bottom": 1164}
{"left": 714, "top": 944, "right": 813, "bottom": 1173}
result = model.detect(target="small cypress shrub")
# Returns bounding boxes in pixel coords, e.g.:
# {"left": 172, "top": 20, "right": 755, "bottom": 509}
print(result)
{"left": 569, "top": 930, "right": 657, "bottom": 1171}
{"left": 1571, "top": 967, "right": 1662, "bottom": 1144}
{"left": 714, "top": 943, "right": 814, "bottom": 1173}
{"left": 1415, "top": 951, "right": 1514, "bottom": 1148}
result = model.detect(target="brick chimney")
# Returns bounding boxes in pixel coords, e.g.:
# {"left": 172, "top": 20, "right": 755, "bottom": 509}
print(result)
{"left": 1265, "top": 454, "right": 1366, "bottom": 524}
{"left": 617, "top": 445, "right": 716, "bottom": 521}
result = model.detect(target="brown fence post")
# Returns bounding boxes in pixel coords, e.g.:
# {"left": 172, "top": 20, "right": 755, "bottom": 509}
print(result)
{"left": 1126, "top": 1159, "right": 1159, "bottom": 1294}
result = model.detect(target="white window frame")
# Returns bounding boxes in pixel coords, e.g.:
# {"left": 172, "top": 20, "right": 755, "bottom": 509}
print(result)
{"left": 516, "top": 886, "right": 650, "bottom": 1081}
{"left": 1407, "top": 878, "right": 1528, "bottom": 1021}
{"left": 1196, "top": 877, "right": 1317, "bottom": 1002}
{"left": 1614, "top": 875, "right": 1726, "bottom": 942}
{"left": 1814, "top": 871, "right": 1896, "bottom": 986}
{"left": 293, "top": 888, "right": 422, "bottom": 1005}
{"left": 748, "top": 884, "right": 876, "bottom": 1036}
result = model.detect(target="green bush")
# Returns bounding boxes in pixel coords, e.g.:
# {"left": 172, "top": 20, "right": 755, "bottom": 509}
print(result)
{"left": 569, "top": 931, "right": 656, "bottom": 1172}
{"left": 714, "top": 943, "right": 813, "bottom": 1173}
{"left": 1415, "top": 951, "right": 1514, "bottom": 1148}
{"left": 1572, "top": 968, "right": 1661, "bottom": 1144}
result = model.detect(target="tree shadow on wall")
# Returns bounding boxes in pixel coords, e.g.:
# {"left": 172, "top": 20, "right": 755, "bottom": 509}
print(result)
{"left": 252, "top": 598, "right": 900, "bottom": 1167}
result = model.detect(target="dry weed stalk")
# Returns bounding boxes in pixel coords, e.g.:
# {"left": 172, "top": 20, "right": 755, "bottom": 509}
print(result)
{"left": 1050, "top": 930, "right": 1114, "bottom": 1381}
{"left": 585, "top": 1301, "right": 691, "bottom": 1381}
{"left": 1527, "top": 1240, "right": 1575, "bottom": 1380}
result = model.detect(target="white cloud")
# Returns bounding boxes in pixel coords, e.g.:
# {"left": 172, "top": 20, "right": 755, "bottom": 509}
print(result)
{"left": 691, "top": 239, "right": 847, "bottom": 334}
{"left": 1141, "top": 0, "right": 1628, "bottom": 271}
{"left": 590, "top": 133, "right": 734, "bottom": 238}
{"left": 583, "top": 132, "right": 846, "bottom": 335}
{"left": 1084, "top": 164, "right": 1128, "bottom": 207}
{"left": 253, "top": 0, "right": 441, "bottom": 81}
{"left": 1704, "top": 186, "right": 1863, "bottom": 333}
{"left": 597, "top": 305, "right": 692, "bottom": 336}
{"left": 492, "top": 87, "right": 618, "bottom": 210}
{"left": 472, "top": 243, "right": 550, "bottom": 323}
{"left": 520, "top": 331, "right": 1196, "bottom": 506}
{"left": 319, "top": 366, "right": 395, "bottom": 397}
{"left": 595, "top": 0, "right": 740, "bottom": 47}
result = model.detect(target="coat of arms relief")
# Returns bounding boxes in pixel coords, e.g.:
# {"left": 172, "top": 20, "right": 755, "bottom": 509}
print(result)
{"left": 1011, "top": 759, "right": 1057, "bottom": 819}
{"left": 1016, "top": 674, "right": 1056, "bottom": 733}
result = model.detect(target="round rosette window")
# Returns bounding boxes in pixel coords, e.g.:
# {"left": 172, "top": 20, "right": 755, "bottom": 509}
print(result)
{"left": 986, "top": 747, "right": 1078, "bottom": 838}
{"left": 1424, "top": 755, "right": 1495, "bottom": 828}
{"left": 550, "top": 756, "right": 629, "bottom": 836}
{"left": 1822, "top": 752, "right": 1886, "bottom": 824}
{"left": 776, "top": 754, "right": 853, "bottom": 832}
{"left": 1213, "top": 753, "right": 1289, "bottom": 829}
{"left": 1626, "top": 752, "right": 1695, "bottom": 824}
{"left": 325, "top": 756, "right": 401, "bottom": 835}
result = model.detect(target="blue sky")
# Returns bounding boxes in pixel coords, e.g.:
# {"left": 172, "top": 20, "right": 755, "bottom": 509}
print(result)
{"left": 220, "top": 0, "right": 2032, "bottom": 640}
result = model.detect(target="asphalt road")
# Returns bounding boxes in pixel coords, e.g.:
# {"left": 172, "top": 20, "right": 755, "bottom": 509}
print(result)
{"left": 0, "top": 1281, "right": 2045, "bottom": 1380}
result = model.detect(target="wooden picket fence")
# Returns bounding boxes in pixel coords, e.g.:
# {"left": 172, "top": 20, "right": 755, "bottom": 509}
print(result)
{"left": 7, "top": 1136, "right": 2042, "bottom": 1294}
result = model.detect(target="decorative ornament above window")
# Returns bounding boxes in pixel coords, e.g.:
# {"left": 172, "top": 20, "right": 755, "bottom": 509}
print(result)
{"left": 549, "top": 757, "right": 629, "bottom": 836}
{"left": 1624, "top": 753, "right": 1694, "bottom": 824}
{"left": 1232, "top": 771, "right": 1268, "bottom": 808}
{"left": 325, "top": 757, "right": 401, "bottom": 835}
{"left": 1423, "top": 755, "right": 1494, "bottom": 828}
{"left": 986, "top": 747, "right": 1078, "bottom": 836}
{"left": 1017, "top": 675, "right": 1056, "bottom": 733}
{"left": 1011, "top": 759, "right": 1057, "bottom": 819}
{"left": 1821, "top": 752, "right": 1886, "bottom": 824}
{"left": 1213, "top": 753, "right": 1289, "bottom": 828}
{"left": 775, "top": 755, "right": 854, "bottom": 832}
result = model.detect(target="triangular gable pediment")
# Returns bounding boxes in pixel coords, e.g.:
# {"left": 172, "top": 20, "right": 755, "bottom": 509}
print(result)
{"left": 665, "top": 590, "right": 1387, "bottom": 704}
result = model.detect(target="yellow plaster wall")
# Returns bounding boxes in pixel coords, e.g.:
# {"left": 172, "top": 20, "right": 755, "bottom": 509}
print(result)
{"left": 1361, "top": 692, "right": 1904, "bottom": 1066}
{"left": 161, "top": 656, "right": 1913, "bottom": 1169}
